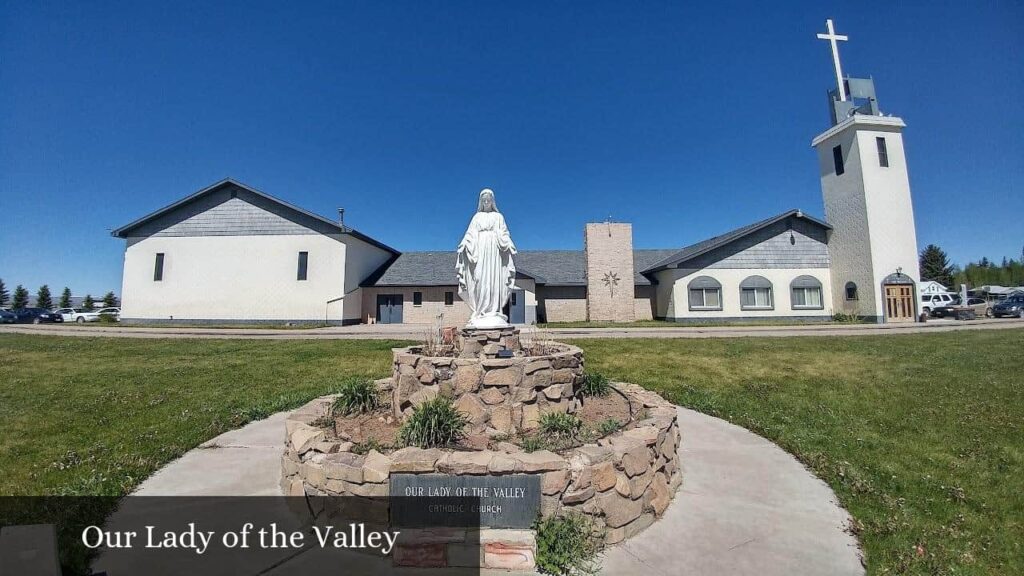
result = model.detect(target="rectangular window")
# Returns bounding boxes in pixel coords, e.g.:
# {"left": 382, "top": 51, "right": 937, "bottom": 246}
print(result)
{"left": 792, "top": 287, "right": 823, "bottom": 309}
{"left": 297, "top": 252, "right": 308, "bottom": 281}
{"left": 153, "top": 253, "right": 164, "bottom": 281}
{"left": 741, "top": 287, "right": 773, "bottom": 309}
{"left": 413, "top": 291, "right": 423, "bottom": 306}
{"left": 444, "top": 291, "right": 454, "bottom": 306}
{"left": 688, "top": 288, "right": 722, "bottom": 310}
{"left": 832, "top": 145, "right": 844, "bottom": 175}
{"left": 876, "top": 137, "right": 889, "bottom": 167}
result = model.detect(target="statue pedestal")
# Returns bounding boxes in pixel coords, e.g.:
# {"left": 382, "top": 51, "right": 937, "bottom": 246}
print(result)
{"left": 459, "top": 327, "right": 521, "bottom": 358}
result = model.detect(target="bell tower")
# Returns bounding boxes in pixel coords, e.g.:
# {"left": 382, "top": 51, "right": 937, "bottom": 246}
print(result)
{"left": 812, "top": 19, "right": 921, "bottom": 323}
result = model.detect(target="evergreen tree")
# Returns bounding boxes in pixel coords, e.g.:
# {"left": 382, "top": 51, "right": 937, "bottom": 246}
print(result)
{"left": 82, "top": 294, "right": 95, "bottom": 311}
{"left": 12, "top": 285, "right": 29, "bottom": 309}
{"left": 102, "top": 291, "right": 118, "bottom": 308}
{"left": 35, "top": 285, "right": 53, "bottom": 310}
{"left": 919, "top": 244, "right": 954, "bottom": 287}
{"left": 59, "top": 287, "right": 72, "bottom": 308}
{"left": 0, "top": 278, "right": 8, "bottom": 308}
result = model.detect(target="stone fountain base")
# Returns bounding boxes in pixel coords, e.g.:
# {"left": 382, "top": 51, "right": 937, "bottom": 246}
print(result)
{"left": 279, "top": 337, "right": 682, "bottom": 571}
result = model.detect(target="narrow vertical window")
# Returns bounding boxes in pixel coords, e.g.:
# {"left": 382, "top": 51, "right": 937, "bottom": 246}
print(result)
{"left": 413, "top": 291, "right": 423, "bottom": 306}
{"left": 297, "top": 252, "right": 308, "bottom": 281}
{"left": 832, "top": 144, "right": 844, "bottom": 175}
{"left": 153, "top": 253, "right": 164, "bottom": 281}
{"left": 444, "top": 291, "right": 454, "bottom": 306}
{"left": 845, "top": 282, "right": 858, "bottom": 301}
{"left": 876, "top": 137, "right": 889, "bottom": 167}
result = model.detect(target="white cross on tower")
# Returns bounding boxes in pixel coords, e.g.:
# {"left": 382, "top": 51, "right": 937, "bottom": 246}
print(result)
{"left": 816, "top": 18, "right": 849, "bottom": 101}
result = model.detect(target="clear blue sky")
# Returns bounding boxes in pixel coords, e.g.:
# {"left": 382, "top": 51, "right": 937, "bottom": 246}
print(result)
{"left": 1, "top": 1, "right": 1021, "bottom": 297}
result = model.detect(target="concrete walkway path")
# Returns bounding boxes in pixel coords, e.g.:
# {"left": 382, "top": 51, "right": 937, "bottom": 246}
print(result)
{"left": 3, "top": 316, "right": 1021, "bottom": 340}
{"left": 132, "top": 406, "right": 864, "bottom": 575}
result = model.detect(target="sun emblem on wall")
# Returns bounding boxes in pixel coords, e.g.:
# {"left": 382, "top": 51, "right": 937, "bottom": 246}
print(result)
{"left": 602, "top": 271, "right": 620, "bottom": 297}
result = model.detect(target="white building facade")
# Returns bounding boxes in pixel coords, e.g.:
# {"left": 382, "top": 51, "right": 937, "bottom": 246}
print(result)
{"left": 113, "top": 24, "right": 922, "bottom": 325}
{"left": 113, "top": 180, "right": 396, "bottom": 325}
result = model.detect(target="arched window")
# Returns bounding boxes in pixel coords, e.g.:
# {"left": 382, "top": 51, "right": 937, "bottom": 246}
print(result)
{"left": 739, "top": 275, "right": 773, "bottom": 310}
{"left": 844, "top": 282, "right": 858, "bottom": 301}
{"left": 791, "top": 275, "right": 824, "bottom": 310}
{"left": 688, "top": 276, "right": 722, "bottom": 311}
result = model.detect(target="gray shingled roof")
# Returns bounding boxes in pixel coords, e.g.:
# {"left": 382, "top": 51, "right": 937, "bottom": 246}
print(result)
{"left": 640, "top": 209, "right": 831, "bottom": 274}
{"left": 111, "top": 178, "right": 398, "bottom": 255}
{"left": 364, "top": 249, "right": 679, "bottom": 287}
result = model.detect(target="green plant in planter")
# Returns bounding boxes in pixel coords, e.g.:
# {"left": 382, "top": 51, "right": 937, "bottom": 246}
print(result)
{"left": 333, "top": 377, "right": 381, "bottom": 415}
{"left": 596, "top": 418, "right": 621, "bottom": 437}
{"left": 398, "top": 396, "right": 468, "bottom": 448}
{"left": 539, "top": 412, "right": 582, "bottom": 440}
{"left": 352, "top": 438, "right": 387, "bottom": 455}
{"left": 519, "top": 435, "right": 546, "bottom": 453}
{"left": 534, "top": 512, "right": 602, "bottom": 575}
{"left": 580, "top": 370, "right": 611, "bottom": 397}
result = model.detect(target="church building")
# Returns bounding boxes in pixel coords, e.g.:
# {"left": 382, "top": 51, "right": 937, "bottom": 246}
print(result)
{"left": 113, "top": 20, "right": 921, "bottom": 325}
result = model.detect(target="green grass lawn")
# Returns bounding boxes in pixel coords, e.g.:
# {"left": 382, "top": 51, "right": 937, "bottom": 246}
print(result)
{"left": 1, "top": 330, "right": 1021, "bottom": 574}
{"left": 0, "top": 336, "right": 405, "bottom": 495}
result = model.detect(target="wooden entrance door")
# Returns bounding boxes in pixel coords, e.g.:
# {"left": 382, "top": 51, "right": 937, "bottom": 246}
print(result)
{"left": 884, "top": 285, "right": 914, "bottom": 322}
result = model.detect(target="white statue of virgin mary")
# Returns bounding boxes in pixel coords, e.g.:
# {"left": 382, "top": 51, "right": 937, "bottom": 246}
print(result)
{"left": 456, "top": 189, "right": 517, "bottom": 329}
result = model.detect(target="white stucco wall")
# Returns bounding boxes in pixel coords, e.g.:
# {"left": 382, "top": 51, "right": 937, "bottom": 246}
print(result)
{"left": 654, "top": 268, "right": 834, "bottom": 320}
{"left": 815, "top": 116, "right": 920, "bottom": 320}
{"left": 121, "top": 234, "right": 350, "bottom": 322}
{"left": 341, "top": 235, "right": 395, "bottom": 321}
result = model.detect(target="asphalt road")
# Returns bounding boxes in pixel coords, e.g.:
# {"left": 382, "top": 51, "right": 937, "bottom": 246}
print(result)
{"left": 1, "top": 318, "right": 1021, "bottom": 340}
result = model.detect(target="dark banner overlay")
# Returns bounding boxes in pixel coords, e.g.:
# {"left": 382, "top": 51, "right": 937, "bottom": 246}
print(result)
{"left": 0, "top": 496, "right": 487, "bottom": 576}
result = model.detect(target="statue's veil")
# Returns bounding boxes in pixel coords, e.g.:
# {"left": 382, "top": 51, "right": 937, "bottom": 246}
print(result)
{"left": 477, "top": 189, "right": 498, "bottom": 212}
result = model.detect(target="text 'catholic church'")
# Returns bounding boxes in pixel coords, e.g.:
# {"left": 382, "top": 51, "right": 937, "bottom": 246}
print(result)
{"left": 113, "top": 21, "right": 922, "bottom": 326}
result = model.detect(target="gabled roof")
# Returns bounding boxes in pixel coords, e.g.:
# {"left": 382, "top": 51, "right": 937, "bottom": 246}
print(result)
{"left": 110, "top": 178, "right": 398, "bottom": 255}
{"left": 640, "top": 209, "right": 831, "bottom": 274}
{"left": 363, "top": 249, "right": 680, "bottom": 287}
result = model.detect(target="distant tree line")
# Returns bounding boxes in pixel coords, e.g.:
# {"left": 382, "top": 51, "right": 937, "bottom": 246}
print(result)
{"left": 919, "top": 245, "right": 1024, "bottom": 289}
{"left": 0, "top": 278, "right": 118, "bottom": 310}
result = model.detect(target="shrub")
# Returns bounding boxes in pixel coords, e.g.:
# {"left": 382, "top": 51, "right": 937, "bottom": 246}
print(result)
{"left": 539, "top": 412, "right": 582, "bottom": 440}
{"left": 520, "top": 436, "right": 546, "bottom": 453}
{"left": 580, "top": 370, "right": 610, "bottom": 397}
{"left": 833, "top": 311, "right": 864, "bottom": 324}
{"left": 97, "top": 313, "right": 118, "bottom": 324}
{"left": 596, "top": 418, "right": 620, "bottom": 437}
{"left": 534, "top": 513, "right": 602, "bottom": 575}
{"left": 352, "top": 438, "right": 386, "bottom": 455}
{"left": 398, "top": 397, "right": 468, "bottom": 448}
{"left": 333, "top": 377, "right": 381, "bottom": 415}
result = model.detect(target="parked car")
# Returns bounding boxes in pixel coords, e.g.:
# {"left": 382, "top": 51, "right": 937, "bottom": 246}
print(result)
{"left": 53, "top": 307, "right": 96, "bottom": 323}
{"left": 920, "top": 293, "right": 956, "bottom": 315}
{"left": 12, "top": 307, "right": 64, "bottom": 323}
{"left": 95, "top": 307, "right": 121, "bottom": 321}
{"left": 0, "top": 308, "right": 16, "bottom": 323}
{"left": 992, "top": 295, "right": 1024, "bottom": 318}
{"left": 930, "top": 298, "right": 992, "bottom": 319}
{"left": 965, "top": 297, "right": 994, "bottom": 318}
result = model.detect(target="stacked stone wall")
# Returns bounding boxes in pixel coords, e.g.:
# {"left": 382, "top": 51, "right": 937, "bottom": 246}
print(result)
{"left": 281, "top": 382, "right": 681, "bottom": 547}
{"left": 391, "top": 342, "right": 585, "bottom": 435}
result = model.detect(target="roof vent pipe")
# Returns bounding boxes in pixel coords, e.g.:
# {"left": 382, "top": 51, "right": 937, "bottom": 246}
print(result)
{"left": 337, "top": 208, "right": 345, "bottom": 228}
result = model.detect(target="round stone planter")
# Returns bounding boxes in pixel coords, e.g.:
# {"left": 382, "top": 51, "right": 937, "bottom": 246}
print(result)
{"left": 280, "top": 383, "right": 681, "bottom": 546}
{"left": 390, "top": 341, "right": 586, "bottom": 436}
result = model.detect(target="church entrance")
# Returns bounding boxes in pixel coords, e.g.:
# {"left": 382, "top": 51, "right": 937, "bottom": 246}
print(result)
{"left": 883, "top": 284, "right": 915, "bottom": 322}
{"left": 376, "top": 294, "right": 403, "bottom": 324}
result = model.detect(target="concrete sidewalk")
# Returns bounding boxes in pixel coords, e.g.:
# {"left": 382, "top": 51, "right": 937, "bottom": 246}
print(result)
{"left": 2, "top": 317, "right": 1021, "bottom": 340}
{"left": 132, "top": 406, "right": 864, "bottom": 575}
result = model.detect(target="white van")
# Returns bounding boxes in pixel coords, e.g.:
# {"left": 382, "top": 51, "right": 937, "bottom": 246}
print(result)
{"left": 920, "top": 292, "right": 956, "bottom": 314}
